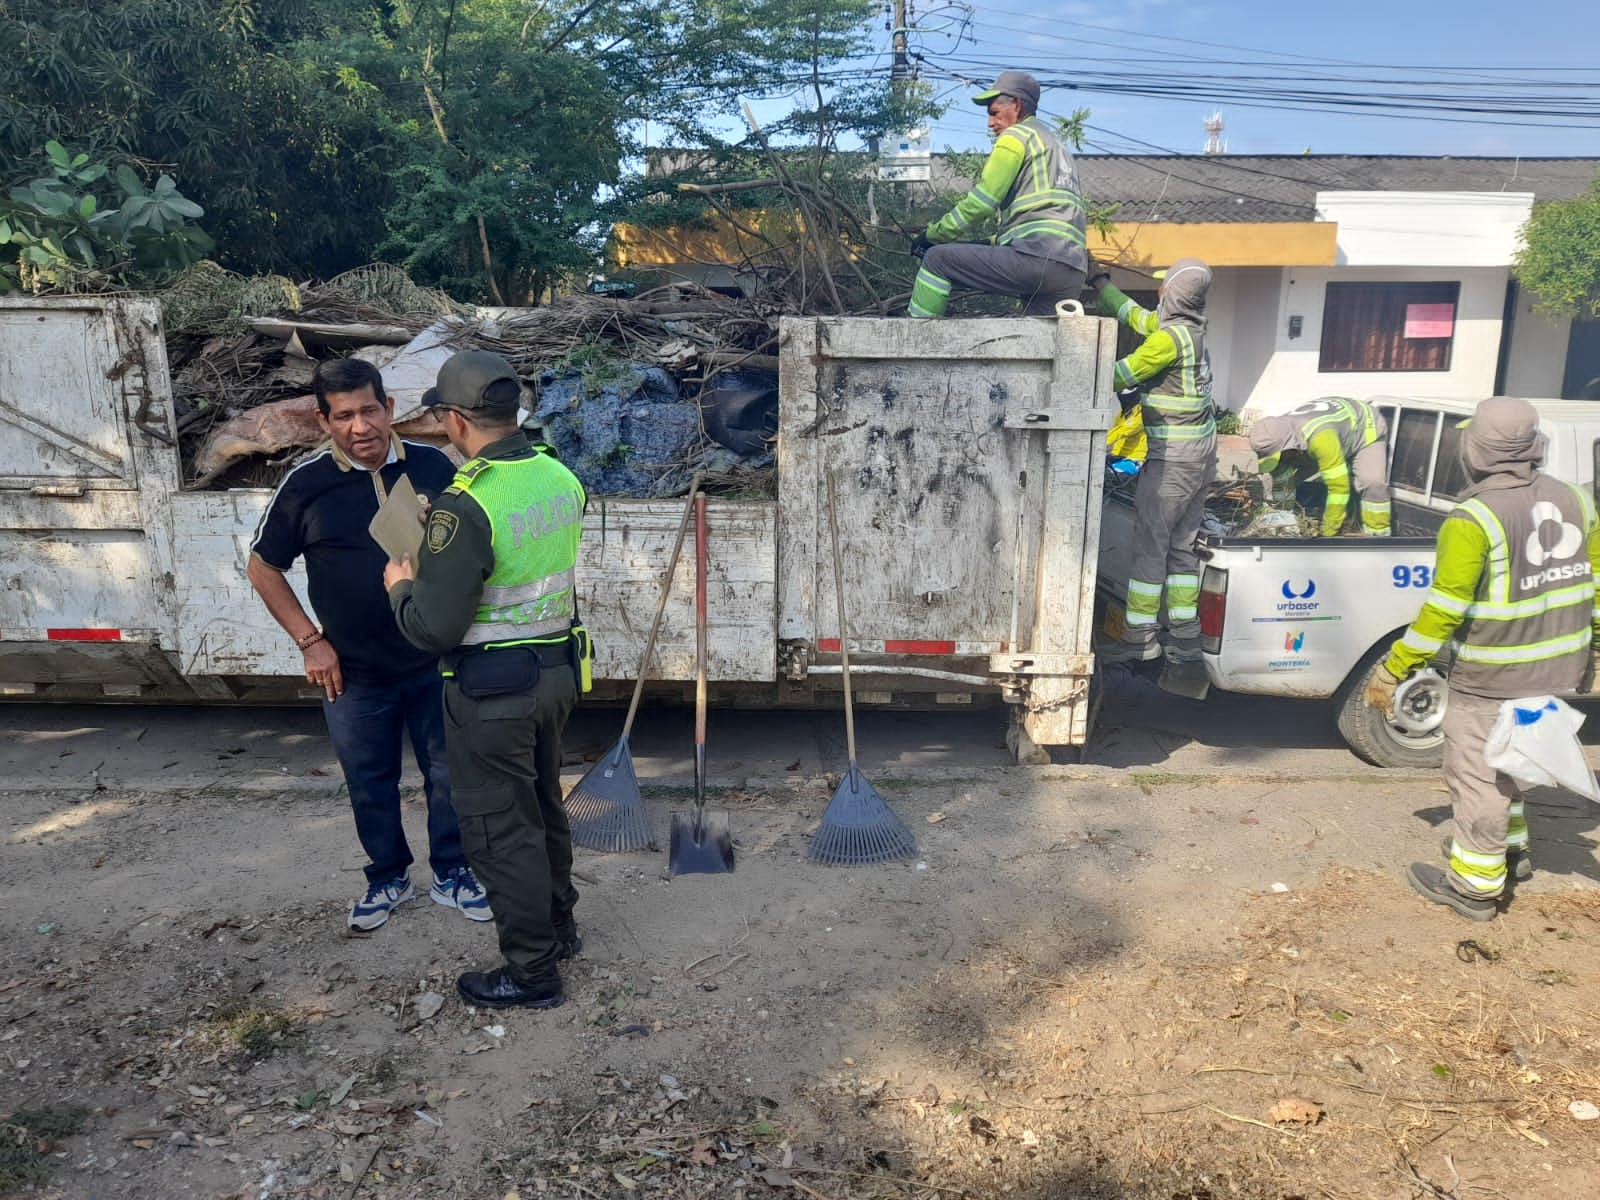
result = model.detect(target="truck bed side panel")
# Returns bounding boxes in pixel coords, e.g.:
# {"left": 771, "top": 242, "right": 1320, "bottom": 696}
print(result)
{"left": 1205, "top": 537, "right": 1438, "bottom": 697}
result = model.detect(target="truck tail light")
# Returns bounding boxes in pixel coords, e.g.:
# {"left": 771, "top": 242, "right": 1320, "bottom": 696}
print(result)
{"left": 1198, "top": 567, "right": 1227, "bottom": 654}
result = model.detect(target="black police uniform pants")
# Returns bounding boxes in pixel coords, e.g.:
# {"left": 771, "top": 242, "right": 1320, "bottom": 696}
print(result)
{"left": 442, "top": 663, "right": 578, "bottom": 980}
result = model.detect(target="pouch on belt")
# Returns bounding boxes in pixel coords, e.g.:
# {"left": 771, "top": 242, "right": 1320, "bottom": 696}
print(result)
{"left": 452, "top": 647, "right": 540, "bottom": 699}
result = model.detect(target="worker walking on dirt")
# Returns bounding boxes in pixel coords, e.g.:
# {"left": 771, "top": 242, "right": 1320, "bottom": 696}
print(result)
{"left": 907, "top": 70, "right": 1088, "bottom": 318}
{"left": 247, "top": 358, "right": 488, "bottom": 934}
{"left": 1249, "top": 397, "right": 1392, "bottom": 536}
{"left": 1090, "top": 259, "right": 1217, "bottom": 666}
{"left": 385, "top": 350, "right": 588, "bottom": 1010}
{"left": 1365, "top": 397, "right": 1600, "bottom": 920}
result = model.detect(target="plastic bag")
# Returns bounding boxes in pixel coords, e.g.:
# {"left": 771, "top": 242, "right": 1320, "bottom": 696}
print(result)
{"left": 1483, "top": 695, "right": 1600, "bottom": 803}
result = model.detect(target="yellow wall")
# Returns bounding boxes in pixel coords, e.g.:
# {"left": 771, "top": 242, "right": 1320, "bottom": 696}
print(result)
{"left": 612, "top": 218, "right": 1339, "bottom": 271}
{"left": 1090, "top": 222, "right": 1336, "bottom": 268}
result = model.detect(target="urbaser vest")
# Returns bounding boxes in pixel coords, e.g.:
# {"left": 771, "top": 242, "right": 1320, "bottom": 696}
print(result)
{"left": 995, "top": 118, "right": 1088, "bottom": 271}
{"left": 451, "top": 451, "right": 585, "bottom": 648}
{"left": 1448, "top": 475, "right": 1596, "bottom": 699}
{"left": 1142, "top": 323, "right": 1214, "bottom": 456}
{"left": 1287, "top": 396, "right": 1383, "bottom": 460}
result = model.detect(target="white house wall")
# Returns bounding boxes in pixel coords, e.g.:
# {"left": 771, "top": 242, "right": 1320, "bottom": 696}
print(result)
{"left": 1236, "top": 265, "right": 1510, "bottom": 418}
{"left": 1315, "top": 191, "right": 1534, "bottom": 268}
{"left": 1214, "top": 268, "right": 1281, "bottom": 412}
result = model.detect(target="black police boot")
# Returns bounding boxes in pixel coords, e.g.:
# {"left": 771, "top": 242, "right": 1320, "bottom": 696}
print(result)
{"left": 456, "top": 965, "right": 564, "bottom": 1009}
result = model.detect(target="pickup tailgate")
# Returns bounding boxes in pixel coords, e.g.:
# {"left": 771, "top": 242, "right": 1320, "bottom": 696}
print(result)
{"left": 1203, "top": 535, "right": 1438, "bottom": 697}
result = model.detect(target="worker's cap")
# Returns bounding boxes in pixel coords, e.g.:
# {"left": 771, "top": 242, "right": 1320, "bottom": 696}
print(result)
{"left": 422, "top": 350, "right": 524, "bottom": 412}
{"left": 973, "top": 70, "right": 1041, "bottom": 110}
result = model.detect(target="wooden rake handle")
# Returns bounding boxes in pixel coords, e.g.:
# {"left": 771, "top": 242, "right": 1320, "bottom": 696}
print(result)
{"left": 619, "top": 471, "right": 704, "bottom": 741}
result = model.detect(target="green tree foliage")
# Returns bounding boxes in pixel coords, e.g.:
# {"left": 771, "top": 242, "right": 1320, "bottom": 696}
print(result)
{"left": 0, "top": 0, "right": 912, "bottom": 303}
{"left": 1, "top": 141, "right": 212, "bottom": 292}
{"left": 1514, "top": 177, "right": 1600, "bottom": 319}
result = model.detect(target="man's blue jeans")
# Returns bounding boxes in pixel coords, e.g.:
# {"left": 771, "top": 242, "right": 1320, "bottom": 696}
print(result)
{"left": 322, "top": 668, "right": 463, "bottom": 885}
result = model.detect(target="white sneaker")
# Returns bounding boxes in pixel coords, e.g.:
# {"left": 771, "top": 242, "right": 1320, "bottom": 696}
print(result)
{"left": 431, "top": 867, "right": 494, "bottom": 922}
{"left": 349, "top": 876, "right": 415, "bottom": 931}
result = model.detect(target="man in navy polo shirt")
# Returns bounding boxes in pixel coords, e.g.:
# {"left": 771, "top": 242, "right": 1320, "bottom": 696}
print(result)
{"left": 247, "top": 358, "right": 490, "bottom": 932}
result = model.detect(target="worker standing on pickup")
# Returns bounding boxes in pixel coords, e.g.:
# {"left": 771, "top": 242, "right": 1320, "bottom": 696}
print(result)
{"left": 1090, "top": 259, "right": 1217, "bottom": 665}
{"left": 385, "top": 350, "right": 588, "bottom": 1010}
{"left": 248, "top": 358, "right": 489, "bottom": 934}
{"left": 907, "top": 70, "right": 1088, "bottom": 318}
{"left": 1365, "top": 397, "right": 1600, "bottom": 920}
{"left": 1249, "top": 397, "right": 1392, "bottom": 536}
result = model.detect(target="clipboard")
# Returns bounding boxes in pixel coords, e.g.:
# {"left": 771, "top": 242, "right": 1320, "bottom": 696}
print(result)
{"left": 368, "top": 474, "right": 425, "bottom": 561}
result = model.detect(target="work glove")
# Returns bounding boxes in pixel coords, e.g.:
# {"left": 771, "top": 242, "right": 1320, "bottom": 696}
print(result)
{"left": 909, "top": 232, "right": 933, "bottom": 258}
{"left": 1086, "top": 266, "right": 1112, "bottom": 290}
{"left": 1363, "top": 662, "right": 1400, "bottom": 715}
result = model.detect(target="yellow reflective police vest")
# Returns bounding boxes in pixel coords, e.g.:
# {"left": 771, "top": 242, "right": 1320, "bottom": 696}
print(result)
{"left": 450, "top": 451, "right": 586, "bottom": 647}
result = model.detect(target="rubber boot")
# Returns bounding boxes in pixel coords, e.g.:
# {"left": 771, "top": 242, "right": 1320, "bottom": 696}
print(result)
{"left": 1158, "top": 636, "right": 1209, "bottom": 699}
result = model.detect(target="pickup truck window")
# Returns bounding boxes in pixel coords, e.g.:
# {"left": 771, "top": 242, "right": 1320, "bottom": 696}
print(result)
{"left": 1431, "top": 418, "right": 1470, "bottom": 501}
{"left": 1390, "top": 409, "right": 1442, "bottom": 494}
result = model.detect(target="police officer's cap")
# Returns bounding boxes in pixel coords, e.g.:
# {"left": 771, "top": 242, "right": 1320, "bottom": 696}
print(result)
{"left": 973, "top": 70, "right": 1040, "bottom": 109}
{"left": 423, "top": 350, "right": 524, "bottom": 412}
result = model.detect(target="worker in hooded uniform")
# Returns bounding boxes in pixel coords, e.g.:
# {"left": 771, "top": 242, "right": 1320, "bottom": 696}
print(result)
{"left": 1366, "top": 397, "right": 1600, "bottom": 920}
{"left": 908, "top": 70, "right": 1088, "bottom": 318}
{"left": 1250, "top": 397, "right": 1392, "bottom": 536}
{"left": 1090, "top": 259, "right": 1217, "bottom": 668}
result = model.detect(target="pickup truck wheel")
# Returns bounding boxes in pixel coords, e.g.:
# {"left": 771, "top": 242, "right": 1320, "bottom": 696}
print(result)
{"left": 1334, "top": 649, "right": 1445, "bottom": 769}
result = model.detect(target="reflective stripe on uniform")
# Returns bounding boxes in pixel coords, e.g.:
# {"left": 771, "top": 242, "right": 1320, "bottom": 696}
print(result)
{"left": 1125, "top": 578, "right": 1163, "bottom": 626}
{"left": 1454, "top": 626, "right": 1593, "bottom": 665}
{"left": 1402, "top": 628, "right": 1446, "bottom": 655}
{"left": 1449, "top": 841, "right": 1507, "bottom": 894}
{"left": 1165, "top": 572, "right": 1199, "bottom": 621}
{"left": 480, "top": 567, "right": 577, "bottom": 610}
{"left": 462, "top": 610, "right": 575, "bottom": 645}
{"left": 909, "top": 266, "right": 953, "bottom": 318}
{"left": 1506, "top": 800, "right": 1529, "bottom": 851}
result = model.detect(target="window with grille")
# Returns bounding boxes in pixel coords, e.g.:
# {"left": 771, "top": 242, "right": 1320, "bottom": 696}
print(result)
{"left": 1318, "top": 282, "right": 1460, "bottom": 372}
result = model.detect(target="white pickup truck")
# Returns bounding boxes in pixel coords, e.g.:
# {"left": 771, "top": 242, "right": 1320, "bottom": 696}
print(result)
{"left": 1099, "top": 396, "right": 1600, "bottom": 768}
{"left": 0, "top": 295, "right": 1118, "bottom": 762}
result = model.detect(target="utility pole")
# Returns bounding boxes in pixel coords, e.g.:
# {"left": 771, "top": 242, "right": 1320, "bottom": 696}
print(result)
{"left": 891, "top": 0, "right": 910, "bottom": 94}
{"left": 877, "top": 0, "right": 929, "bottom": 185}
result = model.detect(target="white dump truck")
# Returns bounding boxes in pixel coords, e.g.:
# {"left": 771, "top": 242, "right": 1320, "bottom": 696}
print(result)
{"left": 0, "top": 295, "right": 1117, "bottom": 762}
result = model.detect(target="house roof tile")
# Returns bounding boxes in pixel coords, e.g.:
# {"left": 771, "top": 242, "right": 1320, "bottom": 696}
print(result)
{"left": 1075, "top": 155, "right": 1600, "bottom": 223}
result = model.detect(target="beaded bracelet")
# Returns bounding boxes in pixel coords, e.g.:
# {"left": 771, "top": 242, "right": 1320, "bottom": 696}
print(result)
{"left": 295, "top": 629, "right": 325, "bottom": 651}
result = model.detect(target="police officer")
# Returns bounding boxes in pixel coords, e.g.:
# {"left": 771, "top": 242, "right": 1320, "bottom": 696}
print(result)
{"left": 908, "top": 70, "right": 1088, "bottom": 318}
{"left": 384, "top": 350, "right": 587, "bottom": 1008}
{"left": 1365, "top": 397, "right": 1600, "bottom": 920}
{"left": 1250, "top": 397, "right": 1392, "bottom": 536}
{"left": 1091, "top": 259, "right": 1217, "bottom": 666}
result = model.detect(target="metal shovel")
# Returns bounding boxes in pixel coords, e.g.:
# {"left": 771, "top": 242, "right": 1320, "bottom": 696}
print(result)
{"left": 668, "top": 493, "right": 735, "bottom": 876}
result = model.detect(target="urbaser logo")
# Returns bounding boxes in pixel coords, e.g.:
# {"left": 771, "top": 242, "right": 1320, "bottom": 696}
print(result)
{"left": 1276, "top": 579, "right": 1319, "bottom": 615}
{"left": 1520, "top": 501, "right": 1590, "bottom": 591}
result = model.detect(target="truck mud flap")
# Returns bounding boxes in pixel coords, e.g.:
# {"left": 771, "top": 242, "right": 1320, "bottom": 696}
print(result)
{"left": 1157, "top": 657, "right": 1210, "bottom": 701}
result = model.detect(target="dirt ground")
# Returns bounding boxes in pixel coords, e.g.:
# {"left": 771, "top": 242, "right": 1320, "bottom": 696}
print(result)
{"left": 4, "top": 727, "right": 1600, "bottom": 1200}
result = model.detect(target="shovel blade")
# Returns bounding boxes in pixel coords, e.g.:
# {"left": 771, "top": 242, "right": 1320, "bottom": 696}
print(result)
{"left": 667, "top": 809, "right": 735, "bottom": 876}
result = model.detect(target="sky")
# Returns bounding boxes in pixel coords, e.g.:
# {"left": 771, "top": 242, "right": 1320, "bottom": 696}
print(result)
{"left": 891, "top": 0, "right": 1600, "bottom": 158}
